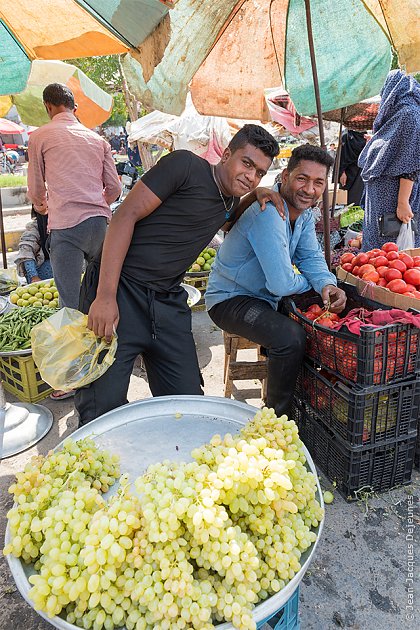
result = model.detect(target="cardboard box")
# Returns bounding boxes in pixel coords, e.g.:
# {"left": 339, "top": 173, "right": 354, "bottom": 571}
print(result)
{"left": 336, "top": 265, "right": 420, "bottom": 312}
{"left": 328, "top": 187, "right": 347, "bottom": 207}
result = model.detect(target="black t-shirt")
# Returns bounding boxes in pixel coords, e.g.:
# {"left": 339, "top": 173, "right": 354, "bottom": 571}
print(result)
{"left": 121, "top": 150, "right": 239, "bottom": 291}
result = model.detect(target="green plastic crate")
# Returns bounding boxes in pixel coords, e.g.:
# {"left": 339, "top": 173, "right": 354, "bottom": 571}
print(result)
{"left": 0, "top": 353, "right": 52, "bottom": 402}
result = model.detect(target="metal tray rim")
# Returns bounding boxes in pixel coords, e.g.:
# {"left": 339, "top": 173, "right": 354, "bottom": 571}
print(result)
{"left": 6, "top": 395, "right": 324, "bottom": 629}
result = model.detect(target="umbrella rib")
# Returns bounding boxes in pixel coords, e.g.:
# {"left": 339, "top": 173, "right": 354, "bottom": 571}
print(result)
{"left": 360, "top": 0, "right": 395, "bottom": 52}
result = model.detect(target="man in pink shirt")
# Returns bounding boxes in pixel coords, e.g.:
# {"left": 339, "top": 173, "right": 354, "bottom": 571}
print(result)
{"left": 27, "top": 83, "right": 121, "bottom": 312}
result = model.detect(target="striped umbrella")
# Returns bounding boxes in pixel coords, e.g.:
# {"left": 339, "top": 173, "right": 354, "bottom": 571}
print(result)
{"left": 0, "top": 60, "right": 113, "bottom": 128}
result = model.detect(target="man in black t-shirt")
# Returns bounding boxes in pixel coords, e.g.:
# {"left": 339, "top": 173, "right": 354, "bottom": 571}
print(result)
{"left": 75, "top": 124, "right": 280, "bottom": 425}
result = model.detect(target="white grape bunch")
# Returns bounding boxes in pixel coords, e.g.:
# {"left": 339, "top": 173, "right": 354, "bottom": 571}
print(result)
{"left": 4, "top": 409, "right": 323, "bottom": 630}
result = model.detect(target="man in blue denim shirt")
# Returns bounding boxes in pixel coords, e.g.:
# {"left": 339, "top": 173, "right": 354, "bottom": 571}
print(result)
{"left": 206, "top": 144, "right": 346, "bottom": 417}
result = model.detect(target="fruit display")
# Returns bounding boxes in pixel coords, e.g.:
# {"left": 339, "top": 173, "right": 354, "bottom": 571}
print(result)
{"left": 0, "top": 306, "right": 56, "bottom": 352}
{"left": 188, "top": 247, "right": 217, "bottom": 273}
{"left": 293, "top": 297, "right": 419, "bottom": 386}
{"left": 4, "top": 409, "right": 323, "bottom": 630}
{"left": 9, "top": 279, "right": 59, "bottom": 308}
{"left": 339, "top": 244, "right": 420, "bottom": 298}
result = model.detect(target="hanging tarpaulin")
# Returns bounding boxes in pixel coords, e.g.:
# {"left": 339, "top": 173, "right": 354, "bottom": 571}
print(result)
{"left": 264, "top": 88, "right": 316, "bottom": 133}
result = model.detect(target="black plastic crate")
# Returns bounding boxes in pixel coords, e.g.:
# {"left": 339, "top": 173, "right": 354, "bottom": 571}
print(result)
{"left": 291, "top": 399, "right": 416, "bottom": 500}
{"left": 283, "top": 286, "right": 420, "bottom": 387}
{"left": 295, "top": 362, "right": 419, "bottom": 448}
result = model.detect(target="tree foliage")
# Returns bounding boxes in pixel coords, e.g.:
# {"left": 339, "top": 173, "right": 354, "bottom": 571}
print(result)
{"left": 67, "top": 55, "right": 122, "bottom": 91}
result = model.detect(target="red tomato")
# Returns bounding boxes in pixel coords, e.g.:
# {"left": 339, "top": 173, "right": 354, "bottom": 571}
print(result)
{"left": 340, "top": 252, "right": 355, "bottom": 265}
{"left": 319, "top": 311, "right": 340, "bottom": 322}
{"left": 389, "top": 259, "right": 407, "bottom": 273}
{"left": 317, "top": 319, "right": 334, "bottom": 329}
{"left": 354, "top": 253, "right": 369, "bottom": 266}
{"left": 376, "top": 266, "right": 389, "bottom": 278}
{"left": 342, "top": 263, "right": 354, "bottom": 272}
{"left": 387, "top": 279, "right": 408, "bottom": 294}
{"left": 382, "top": 242, "right": 399, "bottom": 253}
{"left": 413, "top": 290, "right": 420, "bottom": 299}
{"left": 306, "top": 304, "right": 323, "bottom": 315}
{"left": 362, "top": 270, "right": 380, "bottom": 283}
{"left": 386, "top": 251, "right": 399, "bottom": 261}
{"left": 405, "top": 284, "right": 416, "bottom": 293}
{"left": 369, "top": 248, "right": 384, "bottom": 257}
{"left": 385, "top": 268, "right": 403, "bottom": 282}
{"left": 405, "top": 292, "right": 416, "bottom": 298}
{"left": 358, "top": 264, "right": 376, "bottom": 276}
{"left": 412, "top": 256, "right": 420, "bottom": 266}
{"left": 404, "top": 268, "right": 420, "bottom": 286}
{"left": 304, "top": 312, "right": 318, "bottom": 321}
{"left": 378, "top": 278, "right": 388, "bottom": 287}
{"left": 352, "top": 266, "right": 360, "bottom": 276}
{"left": 399, "top": 253, "right": 414, "bottom": 269}
{"left": 373, "top": 256, "right": 388, "bottom": 268}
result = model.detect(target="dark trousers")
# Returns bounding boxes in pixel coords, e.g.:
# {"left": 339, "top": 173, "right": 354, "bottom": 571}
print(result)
{"left": 74, "top": 264, "right": 203, "bottom": 425}
{"left": 209, "top": 296, "right": 306, "bottom": 417}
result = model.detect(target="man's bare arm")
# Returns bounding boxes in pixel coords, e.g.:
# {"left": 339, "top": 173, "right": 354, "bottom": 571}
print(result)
{"left": 87, "top": 180, "right": 162, "bottom": 341}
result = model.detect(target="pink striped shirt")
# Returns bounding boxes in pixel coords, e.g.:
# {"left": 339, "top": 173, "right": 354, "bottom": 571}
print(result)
{"left": 27, "top": 112, "right": 121, "bottom": 230}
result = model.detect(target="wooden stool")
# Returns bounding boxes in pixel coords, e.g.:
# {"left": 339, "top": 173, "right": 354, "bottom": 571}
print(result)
{"left": 223, "top": 331, "right": 268, "bottom": 399}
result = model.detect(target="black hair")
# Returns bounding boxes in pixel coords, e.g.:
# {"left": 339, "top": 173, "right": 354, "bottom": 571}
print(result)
{"left": 287, "top": 143, "right": 334, "bottom": 173}
{"left": 43, "top": 83, "right": 75, "bottom": 109}
{"left": 228, "top": 124, "right": 279, "bottom": 160}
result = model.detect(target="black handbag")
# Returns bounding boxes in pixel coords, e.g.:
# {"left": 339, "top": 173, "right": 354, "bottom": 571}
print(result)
{"left": 378, "top": 213, "right": 417, "bottom": 237}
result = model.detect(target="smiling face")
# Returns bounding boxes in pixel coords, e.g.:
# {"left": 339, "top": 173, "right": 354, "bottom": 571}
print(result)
{"left": 281, "top": 159, "right": 328, "bottom": 215}
{"left": 217, "top": 144, "right": 273, "bottom": 197}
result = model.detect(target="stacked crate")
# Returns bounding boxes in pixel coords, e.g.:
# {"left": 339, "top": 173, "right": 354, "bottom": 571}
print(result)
{"left": 285, "top": 286, "right": 420, "bottom": 500}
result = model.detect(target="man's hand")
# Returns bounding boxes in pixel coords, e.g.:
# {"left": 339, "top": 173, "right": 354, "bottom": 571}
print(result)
{"left": 87, "top": 295, "right": 119, "bottom": 344}
{"left": 255, "top": 187, "right": 285, "bottom": 220}
{"left": 339, "top": 172, "right": 347, "bottom": 187}
{"left": 31, "top": 276, "right": 42, "bottom": 283}
{"left": 321, "top": 285, "right": 346, "bottom": 313}
{"left": 396, "top": 201, "right": 414, "bottom": 224}
{"left": 34, "top": 200, "right": 48, "bottom": 215}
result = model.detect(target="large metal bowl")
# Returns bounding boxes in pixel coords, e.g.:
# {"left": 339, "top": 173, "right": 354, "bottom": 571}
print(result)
{"left": 6, "top": 395, "right": 324, "bottom": 629}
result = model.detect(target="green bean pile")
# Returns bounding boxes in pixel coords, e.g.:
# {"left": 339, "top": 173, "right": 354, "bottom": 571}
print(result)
{"left": 0, "top": 306, "right": 56, "bottom": 352}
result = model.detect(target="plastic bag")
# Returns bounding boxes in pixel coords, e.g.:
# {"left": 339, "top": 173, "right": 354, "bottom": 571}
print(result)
{"left": 31, "top": 308, "right": 117, "bottom": 391}
{"left": 396, "top": 221, "right": 415, "bottom": 250}
{"left": 0, "top": 268, "right": 18, "bottom": 295}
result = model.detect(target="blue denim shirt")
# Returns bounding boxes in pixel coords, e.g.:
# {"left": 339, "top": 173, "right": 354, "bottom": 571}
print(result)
{"left": 205, "top": 194, "right": 336, "bottom": 310}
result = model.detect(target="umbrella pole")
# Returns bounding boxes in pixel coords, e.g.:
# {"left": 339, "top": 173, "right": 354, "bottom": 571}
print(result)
{"left": 330, "top": 108, "right": 345, "bottom": 218}
{"left": 304, "top": 0, "right": 331, "bottom": 268}
{"left": 0, "top": 191, "right": 7, "bottom": 269}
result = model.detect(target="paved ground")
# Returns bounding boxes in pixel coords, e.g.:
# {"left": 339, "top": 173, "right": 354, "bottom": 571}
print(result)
{"left": 0, "top": 312, "right": 418, "bottom": 630}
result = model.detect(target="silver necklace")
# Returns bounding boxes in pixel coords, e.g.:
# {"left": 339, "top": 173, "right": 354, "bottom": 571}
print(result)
{"left": 212, "top": 165, "right": 235, "bottom": 219}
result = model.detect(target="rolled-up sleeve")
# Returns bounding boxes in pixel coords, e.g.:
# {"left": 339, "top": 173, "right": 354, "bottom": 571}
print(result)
{"left": 292, "top": 212, "right": 337, "bottom": 293}
{"left": 102, "top": 142, "right": 122, "bottom": 204}
{"left": 27, "top": 136, "right": 47, "bottom": 209}
{"left": 247, "top": 204, "right": 311, "bottom": 297}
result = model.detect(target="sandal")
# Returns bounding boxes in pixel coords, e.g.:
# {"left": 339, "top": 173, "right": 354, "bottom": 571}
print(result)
{"left": 50, "top": 390, "right": 75, "bottom": 400}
